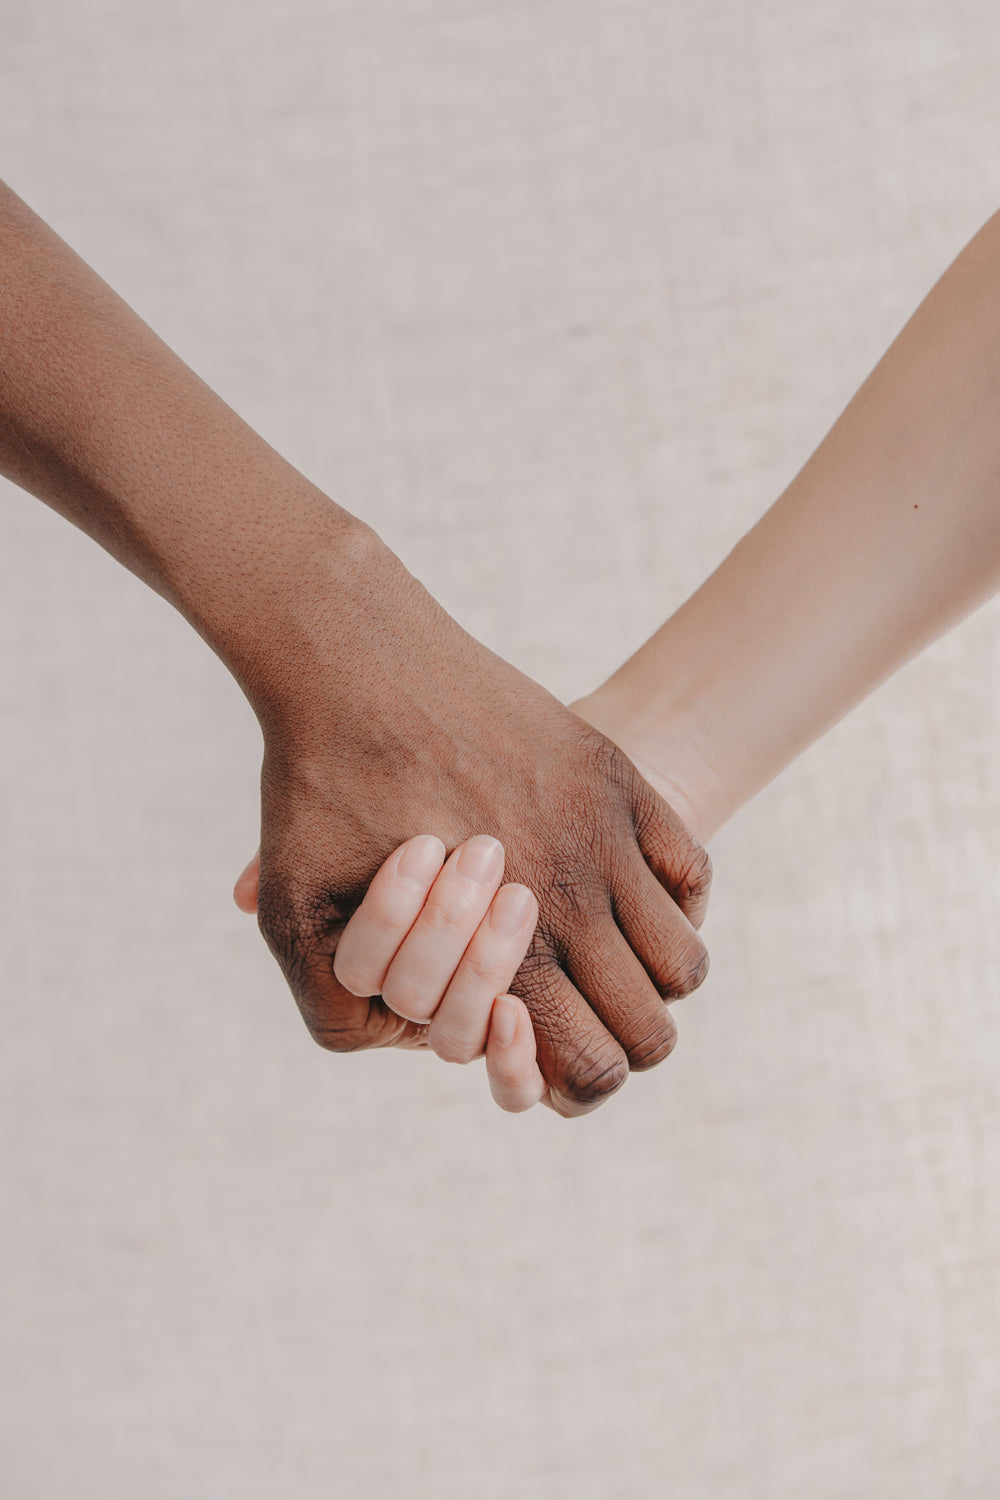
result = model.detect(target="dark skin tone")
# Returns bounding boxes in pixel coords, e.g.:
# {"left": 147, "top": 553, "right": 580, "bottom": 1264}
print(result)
{"left": 0, "top": 181, "right": 711, "bottom": 1116}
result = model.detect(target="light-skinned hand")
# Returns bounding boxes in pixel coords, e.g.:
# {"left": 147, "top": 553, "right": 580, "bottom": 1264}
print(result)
{"left": 235, "top": 834, "right": 551, "bottom": 1113}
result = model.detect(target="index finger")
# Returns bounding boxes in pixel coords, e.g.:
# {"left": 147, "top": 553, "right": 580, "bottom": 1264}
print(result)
{"left": 332, "top": 834, "right": 447, "bottom": 997}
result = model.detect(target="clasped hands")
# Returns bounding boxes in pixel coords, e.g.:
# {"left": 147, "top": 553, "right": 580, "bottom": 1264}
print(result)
{"left": 236, "top": 813, "right": 709, "bottom": 1116}
{"left": 5, "top": 178, "right": 997, "bottom": 1120}
{"left": 232, "top": 537, "right": 713, "bottom": 1121}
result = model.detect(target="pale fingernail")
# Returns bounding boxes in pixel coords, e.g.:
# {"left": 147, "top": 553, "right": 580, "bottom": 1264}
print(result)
{"left": 397, "top": 835, "right": 445, "bottom": 884}
{"left": 489, "top": 883, "right": 535, "bottom": 936}
{"left": 491, "top": 996, "right": 519, "bottom": 1046}
{"left": 456, "top": 835, "right": 504, "bottom": 885}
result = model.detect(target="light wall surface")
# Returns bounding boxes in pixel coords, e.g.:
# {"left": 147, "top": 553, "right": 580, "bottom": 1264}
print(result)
{"left": 1, "top": 4, "right": 998, "bottom": 1496}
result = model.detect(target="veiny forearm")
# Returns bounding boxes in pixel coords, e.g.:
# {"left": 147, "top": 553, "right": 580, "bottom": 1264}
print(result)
{"left": 0, "top": 179, "right": 372, "bottom": 724}
{"left": 582, "top": 209, "right": 1000, "bottom": 842}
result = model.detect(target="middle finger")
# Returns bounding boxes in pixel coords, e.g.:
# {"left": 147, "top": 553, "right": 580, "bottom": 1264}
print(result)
{"left": 426, "top": 882, "right": 538, "bottom": 1063}
{"left": 380, "top": 835, "right": 505, "bottom": 1022}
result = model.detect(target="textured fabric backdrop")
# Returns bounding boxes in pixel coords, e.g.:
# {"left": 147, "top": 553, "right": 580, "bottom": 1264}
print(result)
{"left": 1, "top": 3, "right": 998, "bottom": 1496}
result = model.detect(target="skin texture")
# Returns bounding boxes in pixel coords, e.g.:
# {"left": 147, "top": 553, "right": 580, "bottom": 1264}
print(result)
{"left": 576, "top": 208, "right": 1000, "bottom": 845}
{"left": 330, "top": 833, "right": 549, "bottom": 1112}
{"left": 231, "top": 205, "right": 1000, "bottom": 1111}
{"left": 0, "top": 180, "right": 712, "bottom": 1119}
{"left": 234, "top": 835, "right": 554, "bottom": 1112}
{"left": 254, "top": 574, "right": 713, "bottom": 1115}
{"left": 234, "top": 725, "right": 698, "bottom": 1116}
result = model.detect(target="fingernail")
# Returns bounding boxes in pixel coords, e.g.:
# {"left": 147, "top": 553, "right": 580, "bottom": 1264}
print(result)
{"left": 489, "top": 883, "right": 535, "bottom": 936}
{"left": 492, "top": 996, "right": 518, "bottom": 1046}
{"left": 397, "top": 835, "right": 445, "bottom": 884}
{"left": 456, "top": 835, "right": 504, "bottom": 885}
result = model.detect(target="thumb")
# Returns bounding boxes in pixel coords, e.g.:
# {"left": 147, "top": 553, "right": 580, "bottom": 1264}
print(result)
{"left": 233, "top": 849, "right": 262, "bottom": 914}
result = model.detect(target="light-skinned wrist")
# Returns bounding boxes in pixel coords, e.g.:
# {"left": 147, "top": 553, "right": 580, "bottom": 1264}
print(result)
{"left": 570, "top": 684, "right": 730, "bottom": 846}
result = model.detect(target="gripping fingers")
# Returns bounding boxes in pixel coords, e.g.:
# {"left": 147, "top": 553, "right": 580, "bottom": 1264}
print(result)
{"left": 634, "top": 795, "right": 714, "bottom": 932}
{"left": 333, "top": 834, "right": 447, "bottom": 997}
{"left": 426, "top": 882, "right": 538, "bottom": 1063}
{"left": 379, "top": 836, "right": 507, "bottom": 1023}
{"left": 613, "top": 856, "right": 711, "bottom": 1003}
{"left": 485, "top": 996, "right": 547, "bottom": 1113}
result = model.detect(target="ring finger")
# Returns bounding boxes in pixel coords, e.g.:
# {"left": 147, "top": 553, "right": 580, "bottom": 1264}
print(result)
{"left": 426, "top": 882, "right": 538, "bottom": 1063}
{"left": 380, "top": 835, "right": 506, "bottom": 1023}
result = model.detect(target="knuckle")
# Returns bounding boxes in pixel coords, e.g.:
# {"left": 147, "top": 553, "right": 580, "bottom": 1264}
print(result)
{"left": 257, "top": 902, "right": 305, "bottom": 991}
{"left": 679, "top": 842, "right": 713, "bottom": 902}
{"left": 686, "top": 943, "right": 711, "bottom": 992}
{"left": 301, "top": 997, "right": 374, "bottom": 1054}
{"left": 561, "top": 1047, "right": 629, "bottom": 1106}
{"left": 380, "top": 974, "right": 433, "bottom": 1022}
{"left": 508, "top": 934, "right": 565, "bottom": 1004}
{"left": 424, "top": 895, "right": 481, "bottom": 936}
{"left": 462, "top": 946, "right": 507, "bottom": 987}
{"left": 355, "top": 907, "right": 407, "bottom": 948}
{"left": 257, "top": 878, "right": 347, "bottom": 995}
{"left": 304, "top": 997, "right": 413, "bottom": 1053}
{"left": 308, "top": 1022, "right": 369, "bottom": 1054}
{"left": 429, "top": 1028, "right": 479, "bottom": 1065}
{"left": 626, "top": 1018, "right": 678, "bottom": 1071}
{"left": 544, "top": 866, "right": 594, "bottom": 923}
{"left": 658, "top": 936, "right": 710, "bottom": 998}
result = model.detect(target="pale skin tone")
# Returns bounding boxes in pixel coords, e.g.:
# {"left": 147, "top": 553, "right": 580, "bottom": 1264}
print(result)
{"left": 235, "top": 832, "right": 552, "bottom": 1111}
{"left": 236, "top": 205, "right": 1000, "bottom": 1110}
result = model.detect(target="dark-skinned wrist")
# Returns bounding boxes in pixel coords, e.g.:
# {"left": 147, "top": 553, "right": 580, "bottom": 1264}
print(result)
{"left": 202, "top": 493, "right": 393, "bottom": 740}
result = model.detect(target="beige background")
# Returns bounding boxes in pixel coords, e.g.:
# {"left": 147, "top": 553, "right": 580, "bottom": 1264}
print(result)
{"left": 2, "top": 3, "right": 999, "bottom": 1496}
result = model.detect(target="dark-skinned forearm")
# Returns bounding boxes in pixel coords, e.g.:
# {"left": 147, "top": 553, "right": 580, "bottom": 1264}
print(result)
{"left": 0, "top": 179, "right": 381, "bottom": 730}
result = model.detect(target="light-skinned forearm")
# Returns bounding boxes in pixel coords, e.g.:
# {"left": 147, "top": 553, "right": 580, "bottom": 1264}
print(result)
{"left": 576, "top": 209, "right": 1000, "bottom": 844}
